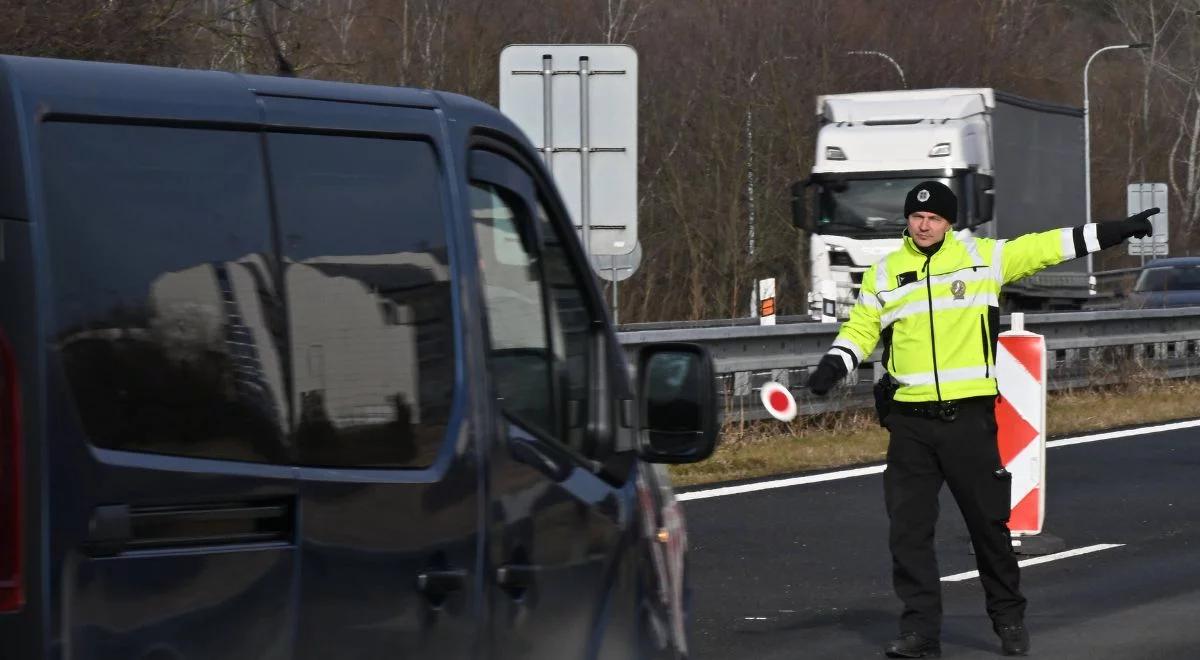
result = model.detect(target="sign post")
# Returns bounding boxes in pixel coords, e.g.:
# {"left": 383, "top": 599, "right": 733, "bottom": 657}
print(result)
{"left": 590, "top": 242, "right": 642, "bottom": 324}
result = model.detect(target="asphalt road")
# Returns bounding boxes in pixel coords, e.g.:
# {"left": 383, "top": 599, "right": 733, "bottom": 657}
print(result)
{"left": 682, "top": 422, "right": 1200, "bottom": 659}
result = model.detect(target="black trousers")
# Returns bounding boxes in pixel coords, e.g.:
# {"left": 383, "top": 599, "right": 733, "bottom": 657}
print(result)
{"left": 883, "top": 396, "right": 1026, "bottom": 638}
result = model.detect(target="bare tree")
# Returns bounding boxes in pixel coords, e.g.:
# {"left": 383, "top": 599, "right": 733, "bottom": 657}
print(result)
{"left": 1108, "top": 0, "right": 1187, "bottom": 179}
{"left": 191, "top": 0, "right": 259, "bottom": 72}
{"left": 1153, "top": 0, "right": 1200, "bottom": 234}
{"left": 1166, "top": 87, "right": 1200, "bottom": 232}
{"left": 596, "top": 0, "right": 652, "bottom": 44}
{"left": 0, "top": 0, "right": 190, "bottom": 64}
{"left": 254, "top": 0, "right": 296, "bottom": 75}
{"left": 5, "top": 0, "right": 1192, "bottom": 316}
{"left": 1100, "top": 0, "right": 1200, "bottom": 251}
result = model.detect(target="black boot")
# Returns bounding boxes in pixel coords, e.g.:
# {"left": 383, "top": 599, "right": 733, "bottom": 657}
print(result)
{"left": 884, "top": 632, "right": 941, "bottom": 658}
{"left": 994, "top": 622, "right": 1030, "bottom": 656}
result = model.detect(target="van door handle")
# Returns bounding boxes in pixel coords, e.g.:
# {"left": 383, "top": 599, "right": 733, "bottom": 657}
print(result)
{"left": 84, "top": 504, "right": 131, "bottom": 557}
{"left": 416, "top": 569, "right": 467, "bottom": 603}
{"left": 495, "top": 563, "right": 537, "bottom": 597}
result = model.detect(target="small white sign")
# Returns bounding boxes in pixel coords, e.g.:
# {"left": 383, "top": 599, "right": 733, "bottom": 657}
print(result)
{"left": 1127, "top": 183, "right": 1168, "bottom": 256}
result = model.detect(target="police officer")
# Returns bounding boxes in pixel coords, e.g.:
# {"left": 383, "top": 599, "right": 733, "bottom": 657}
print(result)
{"left": 808, "top": 181, "right": 1157, "bottom": 658}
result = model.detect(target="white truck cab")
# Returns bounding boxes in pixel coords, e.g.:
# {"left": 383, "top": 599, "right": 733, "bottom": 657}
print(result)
{"left": 794, "top": 88, "right": 1088, "bottom": 318}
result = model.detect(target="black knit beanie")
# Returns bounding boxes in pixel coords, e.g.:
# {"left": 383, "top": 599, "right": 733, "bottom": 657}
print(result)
{"left": 904, "top": 181, "right": 958, "bottom": 223}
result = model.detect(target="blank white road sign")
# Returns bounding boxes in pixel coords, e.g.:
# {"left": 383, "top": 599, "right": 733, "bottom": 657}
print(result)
{"left": 1127, "top": 183, "right": 1169, "bottom": 256}
{"left": 500, "top": 44, "right": 638, "bottom": 258}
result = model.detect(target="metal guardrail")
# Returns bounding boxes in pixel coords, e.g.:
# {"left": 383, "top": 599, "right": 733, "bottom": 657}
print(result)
{"left": 617, "top": 307, "right": 1200, "bottom": 422}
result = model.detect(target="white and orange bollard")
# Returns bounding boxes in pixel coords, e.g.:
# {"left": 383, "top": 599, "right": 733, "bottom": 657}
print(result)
{"left": 758, "top": 278, "right": 777, "bottom": 326}
{"left": 994, "top": 312, "right": 1064, "bottom": 555}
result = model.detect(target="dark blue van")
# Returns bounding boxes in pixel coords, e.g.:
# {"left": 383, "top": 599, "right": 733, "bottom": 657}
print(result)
{"left": 0, "top": 55, "right": 717, "bottom": 659}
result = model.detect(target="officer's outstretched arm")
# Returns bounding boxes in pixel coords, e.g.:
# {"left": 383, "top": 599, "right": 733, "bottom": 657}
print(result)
{"left": 998, "top": 208, "right": 1159, "bottom": 284}
{"left": 810, "top": 265, "right": 883, "bottom": 395}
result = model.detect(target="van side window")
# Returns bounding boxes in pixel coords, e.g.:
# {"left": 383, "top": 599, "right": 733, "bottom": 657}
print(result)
{"left": 470, "top": 173, "right": 599, "bottom": 460}
{"left": 535, "top": 201, "right": 594, "bottom": 455}
{"left": 266, "top": 133, "right": 454, "bottom": 469}
{"left": 41, "top": 123, "right": 289, "bottom": 463}
{"left": 470, "top": 183, "right": 556, "bottom": 434}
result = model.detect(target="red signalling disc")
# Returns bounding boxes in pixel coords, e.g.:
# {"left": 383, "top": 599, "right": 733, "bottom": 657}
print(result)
{"left": 760, "top": 381, "right": 797, "bottom": 422}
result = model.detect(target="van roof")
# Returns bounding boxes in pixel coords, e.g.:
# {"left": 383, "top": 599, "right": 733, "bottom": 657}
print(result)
{"left": 0, "top": 54, "right": 508, "bottom": 129}
{"left": 0, "top": 54, "right": 527, "bottom": 221}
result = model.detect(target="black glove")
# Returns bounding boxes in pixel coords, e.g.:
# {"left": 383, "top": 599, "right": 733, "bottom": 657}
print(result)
{"left": 1123, "top": 207, "right": 1157, "bottom": 238}
{"left": 1097, "top": 207, "right": 1158, "bottom": 248}
{"left": 808, "top": 354, "right": 845, "bottom": 396}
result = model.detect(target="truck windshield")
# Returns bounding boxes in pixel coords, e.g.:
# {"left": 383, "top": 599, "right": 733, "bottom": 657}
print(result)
{"left": 816, "top": 177, "right": 959, "bottom": 237}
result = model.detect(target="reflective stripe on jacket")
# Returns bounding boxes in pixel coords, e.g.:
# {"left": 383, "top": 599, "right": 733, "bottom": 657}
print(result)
{"left": 826, "top": 225, "right": 1099, "bottom": 402}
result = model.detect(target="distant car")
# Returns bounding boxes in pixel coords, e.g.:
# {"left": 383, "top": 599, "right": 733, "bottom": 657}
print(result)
{"left": 1127, "top": 257, "right": 1200, "bottom": 309}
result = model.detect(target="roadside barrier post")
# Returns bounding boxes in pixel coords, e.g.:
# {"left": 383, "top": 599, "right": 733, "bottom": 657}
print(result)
{"left": 820, "top": 280, "right": 837, "bottom": 323}
{"left": 995, "top": 312, "right": 1065, "bottom": 555}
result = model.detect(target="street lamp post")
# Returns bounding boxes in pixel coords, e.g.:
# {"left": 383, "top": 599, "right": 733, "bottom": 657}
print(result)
{"left": 846, "top": 50, "right": 907, "bottom": 88}
{"left": 745, "top": 56, "right": 799, "bottom": 262}
{"left": 1083, "top": 43, "right": 1148, "bottom": 276}
{"left": 1084, "top": 43, "right": 1149, "bottom": 225}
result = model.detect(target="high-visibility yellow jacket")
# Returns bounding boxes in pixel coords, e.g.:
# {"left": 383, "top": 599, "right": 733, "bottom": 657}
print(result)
{"left": 826, "top": 225, "right": 1096, "bottom": 402}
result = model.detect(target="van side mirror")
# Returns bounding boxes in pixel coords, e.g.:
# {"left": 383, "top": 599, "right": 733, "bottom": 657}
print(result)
{"left": 636, "top": 343, "right": 719, "bottom": 464}
{"left": 791, "top": 179, "right": 814, "bottom": 233}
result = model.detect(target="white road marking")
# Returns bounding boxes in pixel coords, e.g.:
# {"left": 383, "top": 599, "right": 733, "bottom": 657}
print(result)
{"left": 940, "top": 543, "right": 1124, "bottom": 582}
{"left": 677, "top": 418, "right": 1200, "bottom": 502}
{"left": 1046, "top": 419, "right": 1200, "bottom": 448}
{"left": 677, "top": 465, "right": 885, "bottom": 501}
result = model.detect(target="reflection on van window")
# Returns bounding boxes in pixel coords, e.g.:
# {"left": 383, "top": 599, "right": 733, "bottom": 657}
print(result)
{"left": 268, "top": 133, "right": 454, "bottom": 469}
{"left": 41, "top": 123, "right": 289, "bottom": 463}
{"left": 470, "top": 175, "right": 602, "bottom": 459}
{"left": 470, "top": 183, "right": 554, "bottom": 434}
{"left": 536, "top": 201, "right": 593, "bottom": 457}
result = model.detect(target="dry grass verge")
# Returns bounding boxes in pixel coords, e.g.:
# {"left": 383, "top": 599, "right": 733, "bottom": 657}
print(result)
{"left": 668, "top": 377, "right": 1200, "bottom": 488}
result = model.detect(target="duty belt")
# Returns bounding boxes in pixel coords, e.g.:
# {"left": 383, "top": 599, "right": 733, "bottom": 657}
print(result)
{"left": 890, "top": 396, "right": 996, "bottom": 422}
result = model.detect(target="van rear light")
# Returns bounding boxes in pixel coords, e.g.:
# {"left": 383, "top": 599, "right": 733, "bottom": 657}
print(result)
{"left": 0, "top": 329, "right": 23, "bottom": 612}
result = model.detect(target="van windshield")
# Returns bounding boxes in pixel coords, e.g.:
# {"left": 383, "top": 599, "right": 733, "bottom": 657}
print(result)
{"left": 816, "top": 176, "right": 961, "bottom": 238}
